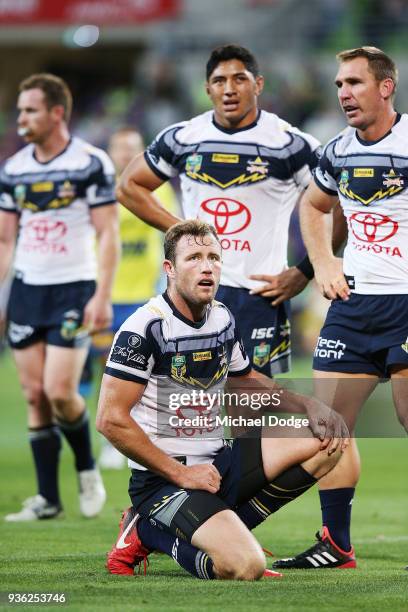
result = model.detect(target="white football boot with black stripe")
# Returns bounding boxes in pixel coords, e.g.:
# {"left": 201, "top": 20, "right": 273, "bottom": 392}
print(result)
{"left": 272, "top": 527, "right": 356, "bottom": 570}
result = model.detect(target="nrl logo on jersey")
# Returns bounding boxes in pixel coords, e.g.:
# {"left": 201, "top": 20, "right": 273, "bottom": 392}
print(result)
{"left": 401, "top": 336, "right": 408, "bottom": 354}
{"left": 14, "top": 184, "right": 26, "bottom": 206}
{"left": 253, "top": 343, "right": 270, "bottom": 368}
{"left": 171, "top": 354, "right": 187, "bottom": 379}
{"left": 185, "top": 154, "right": 202, "bottom": 173}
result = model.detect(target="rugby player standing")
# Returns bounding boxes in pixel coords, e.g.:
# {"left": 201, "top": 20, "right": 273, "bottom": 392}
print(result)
{"left": 116, "top": 44, "right": 346, "bottom": 381}
{"left": 274, "top": 47, "right": 408, "bottom": 570}
{"left": 0, "top": 74, "right": 120, "bottom": 520}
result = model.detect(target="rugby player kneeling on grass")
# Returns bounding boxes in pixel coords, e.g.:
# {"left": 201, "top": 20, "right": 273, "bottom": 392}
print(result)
{"left": 97, "top": 220, "right": 349, "bottom": 580}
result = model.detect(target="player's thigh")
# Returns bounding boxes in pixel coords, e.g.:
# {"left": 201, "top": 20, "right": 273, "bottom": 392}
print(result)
{"left": 390, "top": 365, "right": 408, "bottom": 431}
{"left": 313, "top": 370, "right": 378, "bottom": 431}
{"left": 192, "top": 508, "right": 265, "bottom": 579}
{"left": 12, "top": 343, "right": 52, "bottom": 424}
{"left": 129, "top": 469, "right": 231, "bottom": 543}
{"left": 44, "top": 344, "right": 88, "bottom": 398}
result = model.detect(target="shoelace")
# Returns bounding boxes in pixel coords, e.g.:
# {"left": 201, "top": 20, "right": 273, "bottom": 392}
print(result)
{"left": 135, "top": 556, "right": 150, "bottom": 576}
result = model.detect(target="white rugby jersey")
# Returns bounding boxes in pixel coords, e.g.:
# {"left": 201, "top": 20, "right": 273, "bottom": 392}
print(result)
{"left": 315, "top": 113, "right": 408, "bottom": 294}
{"left": 0, "top": 137, "right": 116, "bottom": 285}
{"left": 105, "top": 292, "right": 251, "bottom": 470}
{"left": 145, "top": 110, "right": 320, "bottom": 290}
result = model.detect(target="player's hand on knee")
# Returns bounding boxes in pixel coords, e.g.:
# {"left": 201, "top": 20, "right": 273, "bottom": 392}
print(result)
{"left": 315, "top": 257, "right": 350, "bottom": 301}
{"left": 249, "top": 268, "right": 309, "bottom": 306}
{"left": 305, "top": 397, "right": 350, "bottom": 453}
{"left": 174, "top": 464, "right": 221, "bottom": 493}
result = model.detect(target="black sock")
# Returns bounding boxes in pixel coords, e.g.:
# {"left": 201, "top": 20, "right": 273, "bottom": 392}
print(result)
{"left": 237, "top": 465, "right": 317, "bottom": 530}
{"left": 137, "top": 518, "right": 215, "bottom": 580}
{"left": 319, "top": 488, "right": 355, "bottom": 551}
{"left": 57, "top": 410, "right": 95, "bottom": 472}
{"left": 29, "top": 425, "right": 62, "bottom": 506}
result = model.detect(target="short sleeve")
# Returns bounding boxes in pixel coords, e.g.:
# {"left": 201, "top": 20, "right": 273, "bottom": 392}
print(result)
{"left": 313, "top": 139, "right": 338, "bottom": 195}
{"left": 105, "top": 324, "right": 156, "bottom": 384}
{"left": 144, "top": 124, "right": 186, "bottom": 181}
{"left": 0, "top": 164, "right": 17, "bottom": 213}
{"left": 85, "top": 152, "right": 116, "bottom": 207}
{"left": 228, "top": 321, "right": 251, "bottom": 377}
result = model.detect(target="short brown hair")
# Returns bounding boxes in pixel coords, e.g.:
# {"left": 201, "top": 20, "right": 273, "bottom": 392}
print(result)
{"left": 164, "top": 220, "right": 220, "bottom": 264}
{"left": 337, "top": 46, "right": 398, "bottom": 92}
{"left": 19, "top": 73, "right": 73, "bottom": 122}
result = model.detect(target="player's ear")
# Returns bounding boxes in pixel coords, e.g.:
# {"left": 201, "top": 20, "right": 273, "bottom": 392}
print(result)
{"left": 205, "top": 82, "right": 211, "bottom": 97}
{"left": 163, "top": 259, "right": 175, "bottom": 279}
{"left": 255, "top": 75, "right": 264, "bottom": 96}
{"left": 380, "top": 77, "right": 395, "bottom": 100}
{"left": 50, "top": 104, "right": 65, "bottom": 123}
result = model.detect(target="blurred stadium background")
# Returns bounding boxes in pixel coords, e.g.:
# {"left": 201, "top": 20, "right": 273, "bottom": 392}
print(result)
{"left": 0, "top": 1, "right": 407, "bottom": 608}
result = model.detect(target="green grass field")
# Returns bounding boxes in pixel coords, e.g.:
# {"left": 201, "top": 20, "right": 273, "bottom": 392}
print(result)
{"left": 0, "top": 351, "right": 407, "bottom": 611}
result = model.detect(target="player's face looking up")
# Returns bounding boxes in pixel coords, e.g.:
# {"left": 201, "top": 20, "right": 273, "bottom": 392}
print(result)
{"left": 17, "top": 88, "right": 63, "bottom": 144}
{"left": 335, "top": 57, "right": 395, "bottom": 138}
{"left": 164, "top": 234, "right": 222, "bottom": 318}
{"left": 206, "top": 59, "right": 264, "bottom": 129}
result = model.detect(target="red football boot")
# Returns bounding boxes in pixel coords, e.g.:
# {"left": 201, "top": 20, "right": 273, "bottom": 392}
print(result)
{"left": 107, "top": 507, "right": 150, "bottom": 575}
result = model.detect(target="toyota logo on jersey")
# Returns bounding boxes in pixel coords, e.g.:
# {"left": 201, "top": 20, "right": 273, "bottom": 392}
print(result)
{"left": 25, "top": 218, "right": 67, "bottom": 242}
{"left": 199, "top": 198, "right": 251, "bottom": 235}
{"left": 349, "top": 212, "right": 398, "bottom": 243}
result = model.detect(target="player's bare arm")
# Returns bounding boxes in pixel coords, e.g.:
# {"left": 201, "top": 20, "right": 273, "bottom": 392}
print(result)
{"left": 228, "top": 368, "right": 349, "bottom": 453}
{"left": 84, "top": 204, "right": 120, "bottom": 333}
{"left": 300, "top": 181, "right": 350, "bottom": 301}
{"left": 97, "top": 373, "right": 221, "bottom": 493}
{"left": 0, "top": 211, "right": 17, "bottom": 335}
{"left": 0, "top": 211, "right": 17, "bottom": 283}
{"left": 116, "top": 153, "right": 182, "bottom": 232}
{"left": 249, "top": 198, "right": 348, "bottom": 306}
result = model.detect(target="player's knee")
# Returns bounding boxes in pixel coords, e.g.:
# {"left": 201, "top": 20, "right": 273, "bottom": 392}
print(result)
{"left": 215, "top": 549, "right": 265, "bottom": 581}
{"left": 21, "top": 379, "right": 44, "bottom": 409}
{"left": 396, "top": 409, "right": 408, "bottom": 433}
{"left": 44, "top": 381, "right": 75, "bottom": 407}
{"left": 304, "top": 445, "right": 342, "bottom": 479}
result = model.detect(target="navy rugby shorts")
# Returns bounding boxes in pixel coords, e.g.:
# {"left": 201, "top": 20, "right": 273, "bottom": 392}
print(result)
{"left": 313, "top": 293, "right": 408, "bottom": 376}
{"left": 7, "top": 277, "right": 95, "bottom": 349}
{"left": 128, "top": 436, "right": 266, "bottom": 542}
{"left": 216, "top": 285, "right": 291, "bottom": 376}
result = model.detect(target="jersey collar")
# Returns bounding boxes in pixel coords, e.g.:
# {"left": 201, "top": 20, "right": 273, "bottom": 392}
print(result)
{"left": 212, "top": 109, "right": 261, "bottom": 134}
{"left": 32, "top": 137, "right": 72, "bottom": 165}
{"left": 163, "top": 291, "right": 209, "bottom": 329}
{"left": 355, "top": 112, "right": 401, "bottom": 146}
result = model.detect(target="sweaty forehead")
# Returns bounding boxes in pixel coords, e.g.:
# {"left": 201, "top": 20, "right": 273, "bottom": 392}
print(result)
{"left": 177, "top": 234, "right": 220, "bottom": 254}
